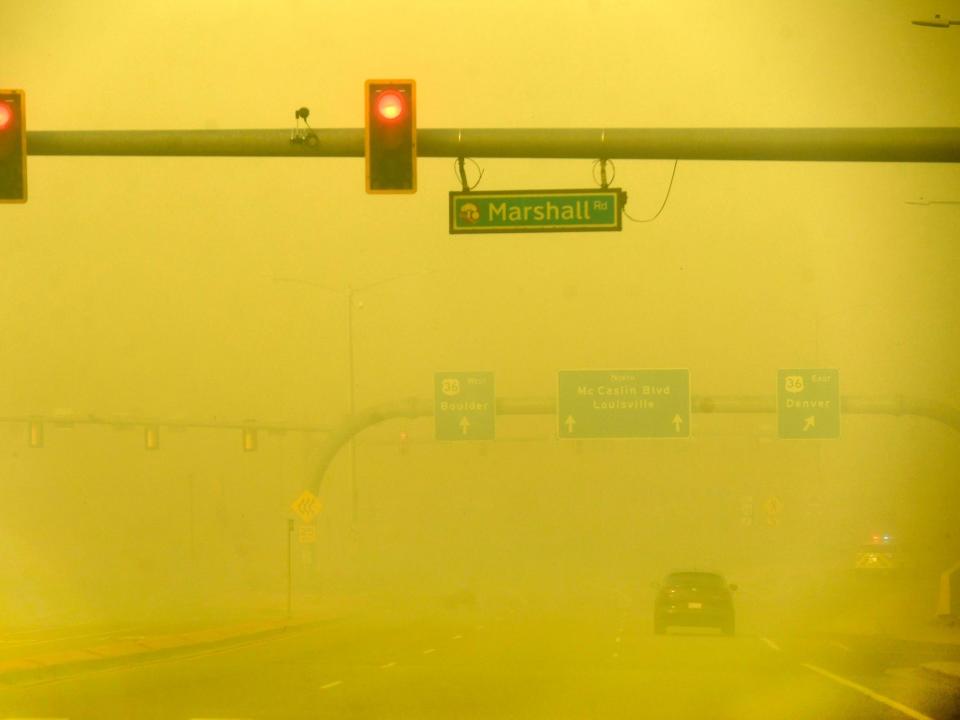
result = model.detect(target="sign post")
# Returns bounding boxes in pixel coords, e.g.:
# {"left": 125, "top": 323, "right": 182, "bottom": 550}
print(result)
{"left": 286, "top": 519, "right": 294, "bottom": 617}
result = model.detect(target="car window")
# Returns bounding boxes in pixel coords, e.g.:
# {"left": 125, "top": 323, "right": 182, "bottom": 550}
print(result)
{"left": 665, "top": 573, "right": 726, "bottom": 587}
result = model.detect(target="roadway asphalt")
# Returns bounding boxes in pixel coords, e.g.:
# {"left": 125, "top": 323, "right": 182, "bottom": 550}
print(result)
{"left": 1, "top": 604, "right": 958, "bottom": 719}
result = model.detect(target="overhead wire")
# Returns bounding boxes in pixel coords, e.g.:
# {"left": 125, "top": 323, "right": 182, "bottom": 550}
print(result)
{"left": 623, "top": 159, "right": 679, "bottom": 223}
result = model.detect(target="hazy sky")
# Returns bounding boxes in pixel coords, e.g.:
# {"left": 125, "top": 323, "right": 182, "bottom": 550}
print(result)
{"left": 1, "top": 0, "right": 958, "bottom": 623}
{"left": 4, "top": 1, "right": 958, "bottom": 422}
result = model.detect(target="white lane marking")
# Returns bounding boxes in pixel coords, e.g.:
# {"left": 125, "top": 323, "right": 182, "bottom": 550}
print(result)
{"left": 380, "top": 661, "right": 397, "bottom": 669}
{"left": 615, "top": 636, "right": 622, "bottom": 643}
{"left": 761, "top": 636, "right": 781, "bottom": 652}
{"left": 451, "top": 634, "right": 463, "bottom": 640}
{"left": 320, "top": 680, "right": 343, "bottom": 690}
{"left": 802, "top": 663, "right": 934, "bottom": 720}
{"left": 422, "top": 648, "right": 436, "bottom": 655}
{"left": 828, "top": 640, "right": 852, "bottom": 652}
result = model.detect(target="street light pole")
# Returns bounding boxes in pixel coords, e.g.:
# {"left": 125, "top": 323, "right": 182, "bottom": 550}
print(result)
{"left": 347, "top": 285, "right": 358, "bottom": 524}
{"left": 271, "top": 271, "right": 433, "bottom": 526}
{"left": 344, "top": 272, "right": 431, "bottom": 525}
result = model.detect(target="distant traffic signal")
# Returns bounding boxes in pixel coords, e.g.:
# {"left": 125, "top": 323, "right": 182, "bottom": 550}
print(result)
{"left": 365, "top": 80, "right": 416, "bottom": 193}
{"left": 28, "top": 419, "right": 43, "bottom": 448}
{"left": 0, "top": 90, "right": 26, "bottom": 203}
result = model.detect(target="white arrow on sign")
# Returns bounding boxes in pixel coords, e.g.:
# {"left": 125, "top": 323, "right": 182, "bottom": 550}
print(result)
{"left": 803, "top": 416, "right": 816, "bottom": 431}
{"left": 565, "top": 415, "right": 576, "bottom": 433}
{"left": 672, "top": 414, "right": 684, "bottom": 432}
{"left": 459, "top": 416, "right": 471, "bottom": 435}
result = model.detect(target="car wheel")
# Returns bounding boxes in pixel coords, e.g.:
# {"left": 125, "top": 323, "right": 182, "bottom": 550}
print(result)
{"left": 721, "top": 618, "right": 735, "bottom": 636}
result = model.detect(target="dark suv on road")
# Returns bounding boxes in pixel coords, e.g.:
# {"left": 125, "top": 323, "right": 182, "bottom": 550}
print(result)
{"left": 654, "top": 571, "right": 736, "bottom": 635}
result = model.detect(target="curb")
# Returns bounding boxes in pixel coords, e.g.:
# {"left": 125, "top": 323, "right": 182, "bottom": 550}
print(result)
{"left": 920, "top": 662, "right": 960, "bottom": 683}
{"left": 0, "top": 617, "right": 325, "bottom": 684}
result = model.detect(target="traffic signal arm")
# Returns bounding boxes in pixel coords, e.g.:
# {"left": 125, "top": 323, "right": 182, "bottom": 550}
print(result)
{"left": 21, "top": 127, "right": 960, "bottom": 162}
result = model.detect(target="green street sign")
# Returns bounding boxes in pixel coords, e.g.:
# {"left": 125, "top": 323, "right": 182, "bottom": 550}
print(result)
{"left": 434, "top": 371, "right": 495, "bottom": 441}
{"left": 778, "top": 369, "right": 840, "bottom": 439}
{"left": 558, "top": 369, "right": 690, "bottom": 438}
{"left": 450, "top": 188, "right": 624, "bottom": 234}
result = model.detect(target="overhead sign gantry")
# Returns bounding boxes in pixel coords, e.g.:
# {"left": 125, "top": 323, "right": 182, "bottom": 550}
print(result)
{"left": 434, "top": 371, "right": 495, "bottom": 441}
{"left": 557, "top": 369, "right": 691, "bottom": 438}
{"left": 777, "top": 368, "right": 841, "bottom": 438}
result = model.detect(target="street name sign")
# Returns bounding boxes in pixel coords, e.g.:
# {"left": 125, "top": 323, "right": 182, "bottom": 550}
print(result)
{"left": 434, "top": 371, "right": 495, "bottom": 440}
{"left": 450, "top": 188, "right": 624, "bottom": 234}
{"left": 557, "top": 369, "right": 690, "bottom": 438}
{"left": 777, "top": 368, "right": 840, "bottom": 439}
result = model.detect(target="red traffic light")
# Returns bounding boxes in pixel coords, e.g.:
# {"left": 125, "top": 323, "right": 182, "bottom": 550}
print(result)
{"left": 365, "top": 79, "right": 416, "bottom": 194}
{"left": 0, "top": 89, "right": 26, "bottom": 203}
{"left": 376, "top": 91, "right": 406, "bottom": 121}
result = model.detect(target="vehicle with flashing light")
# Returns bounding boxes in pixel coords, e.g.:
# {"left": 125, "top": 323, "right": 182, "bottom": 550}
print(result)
{"left": 854, "top": 533, "right": 904, "bottom": 573}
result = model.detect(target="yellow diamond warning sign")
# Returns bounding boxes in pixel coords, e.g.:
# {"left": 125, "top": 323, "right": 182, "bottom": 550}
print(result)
{"left": 290, "top": 490, "right": 322, "bottom": 522}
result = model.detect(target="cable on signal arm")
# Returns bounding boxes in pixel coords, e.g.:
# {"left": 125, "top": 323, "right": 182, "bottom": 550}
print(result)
{"left": 452, "top": 157, "right": 484, "bottom": 191}
{"left": 290, "top": 106, "right": 318, "bottom": 146}
{"left": 623, "top": 159, "right": 679, "bottom": 223}
{"left": 453, "top": 130, "right": 485, "bottom": 191}
{"left": 592, "top": 158, "right": 616, "bottom": 189}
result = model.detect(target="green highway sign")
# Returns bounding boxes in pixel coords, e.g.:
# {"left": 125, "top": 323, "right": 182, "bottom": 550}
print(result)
{"left": 778, "top": 369, "right": 840, "bottom": 439}
{"left": 434, "top": 371, "right": 495, "bottom": 441}
{"left": 558, "top": 369, "right": 690, "bottom": 438}
{"left": 450, "top": 188, "right": 624, "bottom": 234}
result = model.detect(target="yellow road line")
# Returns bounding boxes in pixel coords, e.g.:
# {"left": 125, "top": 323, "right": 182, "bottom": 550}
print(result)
{"left": 4, "top": 625, "right": 325, "bottom": 688}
